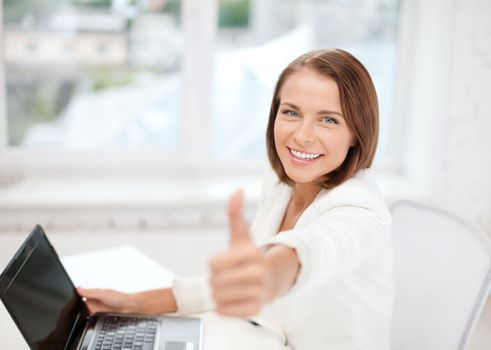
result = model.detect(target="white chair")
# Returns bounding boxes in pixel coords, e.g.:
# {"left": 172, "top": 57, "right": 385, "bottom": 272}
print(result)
{"left": 390, "top": 200, "right": 491, "bottom": 350}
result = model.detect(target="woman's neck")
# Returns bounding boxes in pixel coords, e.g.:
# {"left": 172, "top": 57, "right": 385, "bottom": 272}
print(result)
{"left": 290, "top": 182, "right": 322, "bottom": 212}
{"left": 278, "top": 182, "right": 322, "bottom": 233}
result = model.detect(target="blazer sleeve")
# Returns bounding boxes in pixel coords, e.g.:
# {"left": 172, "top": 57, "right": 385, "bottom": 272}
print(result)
{"left": 266, "top": 173, "right": 392, "bottom": 294}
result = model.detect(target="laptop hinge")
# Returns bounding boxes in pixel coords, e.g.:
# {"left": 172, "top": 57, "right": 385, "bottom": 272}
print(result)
{"left": 68, "top": 316, "right": 97, "bottom": 350}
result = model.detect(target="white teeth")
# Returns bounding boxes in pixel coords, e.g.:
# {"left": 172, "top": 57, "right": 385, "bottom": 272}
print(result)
{"left": 290, "top": 149, "right": 321, "bottom": 160}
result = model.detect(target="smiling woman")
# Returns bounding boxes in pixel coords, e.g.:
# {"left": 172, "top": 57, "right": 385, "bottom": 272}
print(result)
{"left": 78, "top": 49, "right": 394, "bottom": 350}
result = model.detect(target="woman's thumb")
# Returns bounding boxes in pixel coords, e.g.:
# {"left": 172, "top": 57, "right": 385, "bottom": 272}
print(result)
{"left": 228, "top": 189, "right": 252, "bottom": 246}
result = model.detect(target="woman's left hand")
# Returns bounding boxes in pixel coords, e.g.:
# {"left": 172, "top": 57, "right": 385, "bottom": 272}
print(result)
{"left": 209, "top": 190, "right": 273, "bottom": 318}
{"left": 77, "top": 287, "right": 177, "bottom": 316}
{"left": 77, "top": 288, "right": 136, "bottom": 315}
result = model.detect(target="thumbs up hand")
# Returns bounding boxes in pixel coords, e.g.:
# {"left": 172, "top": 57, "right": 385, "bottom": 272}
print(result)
{"left": 209, "top": 190, "right": 273, "bottom": 318}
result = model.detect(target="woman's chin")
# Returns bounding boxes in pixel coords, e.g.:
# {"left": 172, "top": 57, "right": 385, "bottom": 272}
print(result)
{"left": 284, "top": 171, "right": 319, "bottom": 186}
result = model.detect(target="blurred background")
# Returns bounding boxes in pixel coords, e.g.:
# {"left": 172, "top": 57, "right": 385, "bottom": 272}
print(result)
{"left": 0, "top": 0, "right": 490, "bottom": 348}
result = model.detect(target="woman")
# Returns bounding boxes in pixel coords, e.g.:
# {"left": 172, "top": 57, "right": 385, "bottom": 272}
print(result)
{"left": 79, "top": 49, "right": 393, "bottom": 349}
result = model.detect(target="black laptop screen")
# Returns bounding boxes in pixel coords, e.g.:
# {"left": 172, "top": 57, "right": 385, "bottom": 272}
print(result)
{"left": 1, "top": 230, "right": 85, "bottom": 349}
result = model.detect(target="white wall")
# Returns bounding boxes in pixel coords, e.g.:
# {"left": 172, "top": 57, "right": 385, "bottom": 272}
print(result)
{"left": 430, "top": 0, "right": 491, "bottom": 234}
{"left": 389, "top": 0, "right": 491, "bottom": 235}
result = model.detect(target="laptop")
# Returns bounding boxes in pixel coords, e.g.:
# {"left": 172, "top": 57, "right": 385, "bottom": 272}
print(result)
{"left": 0, "top": 225, "right": 203, "bottom": 350}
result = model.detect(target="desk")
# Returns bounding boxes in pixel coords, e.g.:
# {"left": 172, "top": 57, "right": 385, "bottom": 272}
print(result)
{"left": 1, "top": 245, "right": 289, "bottom": 350}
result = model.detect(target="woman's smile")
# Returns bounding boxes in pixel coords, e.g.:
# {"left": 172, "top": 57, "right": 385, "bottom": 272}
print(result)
{"left": 287, "top": 147, "right": 324, "bottom": 164}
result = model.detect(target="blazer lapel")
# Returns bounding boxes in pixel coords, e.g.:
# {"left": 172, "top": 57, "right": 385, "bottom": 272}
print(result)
{"left": 253, "top": 185, "right": 292, "bottom": 245}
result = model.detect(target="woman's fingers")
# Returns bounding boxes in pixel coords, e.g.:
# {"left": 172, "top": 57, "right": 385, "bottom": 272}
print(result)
{"left": 77, "top": 288, "right": 110, "bottom": 301}
{"left": 210, "top": 263, "right": 266, "bottom": 288}
{"left": 212, "top": 284, "right": 264, "bottom": 304}
{"left": 77, "top": 287, "right": 130, "bottom": 313}
{"left": 77, "top": 287, "right": 115, "bottom": 301}
{"left": 84, "top": 300, "right": 108, "bottom": 315}
{"left": 216, "top": 300, "right": 262, "bottom": 318}
{"left": 209, "top": 242, "right": 269, "bottom": 317}
{"left": 210, "top": 262, "right": 269, "bottom": 316}
{"left": 84, "top": 298, "right": 121, "bottom": 315}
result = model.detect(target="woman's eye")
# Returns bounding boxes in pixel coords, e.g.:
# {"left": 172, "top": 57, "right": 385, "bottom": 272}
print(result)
{"left": 321, "top": 117, "right": 337, "bottom": 125}
{"left": 284, "top": 110, "right": 299, "bottom": 118}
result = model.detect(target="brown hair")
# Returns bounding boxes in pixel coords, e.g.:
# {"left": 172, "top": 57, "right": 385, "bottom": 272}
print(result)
{"left": 266, "top": 49, "right": 379, "bottom": 189}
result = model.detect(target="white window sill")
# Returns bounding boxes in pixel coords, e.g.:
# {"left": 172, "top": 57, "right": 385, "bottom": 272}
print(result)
{"left": 0, "top": 170, "right": 429, "bottom": 232}
{"left": 0, "top": 174, "right": 263, "bottom": 232}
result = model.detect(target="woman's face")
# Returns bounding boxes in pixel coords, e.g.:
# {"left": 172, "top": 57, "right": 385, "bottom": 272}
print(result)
{"left": 274, "top": 69, "right": 354, "bottom": 186}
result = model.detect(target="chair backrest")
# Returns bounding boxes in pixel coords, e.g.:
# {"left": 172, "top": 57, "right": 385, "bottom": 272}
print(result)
{"left": 390, "top": 200, "right": 491, "bottom": 350}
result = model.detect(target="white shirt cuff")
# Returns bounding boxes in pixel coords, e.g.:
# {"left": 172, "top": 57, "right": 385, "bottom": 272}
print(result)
{"left": 172, "top": 275, "right": 215, "bottom": 315}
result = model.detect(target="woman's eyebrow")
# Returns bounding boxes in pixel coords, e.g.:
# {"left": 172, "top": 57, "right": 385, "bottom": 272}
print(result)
{"left": 281, "top": 102, "right": 344, "bottom": 118}
{"left": 280, "top": 102, "right": 300, "bottom": 109}
{"left": 318, "top": 110, "right": 344, "bottom": 118}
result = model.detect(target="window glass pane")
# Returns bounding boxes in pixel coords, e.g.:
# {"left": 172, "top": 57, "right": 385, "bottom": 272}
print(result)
{"left": 4, "top": 0, "right": 182, "bottom": 150}
{"left": 212, "top": 0, "right": 400, "bottom": 162}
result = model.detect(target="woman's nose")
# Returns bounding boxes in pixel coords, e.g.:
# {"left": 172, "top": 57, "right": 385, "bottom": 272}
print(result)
{"left": 293, "top": 120, "right": 315, "bottom": 144}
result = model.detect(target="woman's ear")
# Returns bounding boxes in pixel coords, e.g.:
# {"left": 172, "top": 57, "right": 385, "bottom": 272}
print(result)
{"left": 350, "top": 136, "right": 356, "bottom": 147}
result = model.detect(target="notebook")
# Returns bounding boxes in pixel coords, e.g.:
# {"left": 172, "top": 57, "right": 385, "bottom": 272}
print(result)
{"left": 0, "top": 225, "right": 202, "bottom": 350}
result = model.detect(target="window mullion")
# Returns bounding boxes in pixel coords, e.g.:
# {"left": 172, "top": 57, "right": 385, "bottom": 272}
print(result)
{"left": 182, "top": 0, "right": 217, "bottom": 161}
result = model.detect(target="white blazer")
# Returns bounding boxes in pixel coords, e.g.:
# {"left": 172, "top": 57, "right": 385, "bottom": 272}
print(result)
{"left": 173, "top": 166, "right": 394, "bottom": 350}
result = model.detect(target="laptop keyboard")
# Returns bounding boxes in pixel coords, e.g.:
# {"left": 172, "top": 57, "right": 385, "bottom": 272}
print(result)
{"left": 93, "top": 316, "right": 159, "bottom": 350}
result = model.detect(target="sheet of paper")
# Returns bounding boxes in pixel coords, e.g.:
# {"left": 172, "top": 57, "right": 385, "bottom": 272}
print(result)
{"left": 61, "top": 245, "right": 175, "bottom": 293}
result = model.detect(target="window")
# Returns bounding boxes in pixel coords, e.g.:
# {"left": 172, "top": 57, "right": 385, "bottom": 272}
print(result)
{"left": 212, "top": 0, "right": 400, "bottom": 161}
{"left": 0, "top": 0, "right": 402, "bottom": 173}
{"left": 3, "top": 0, "right": 183, "bottom": 150}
